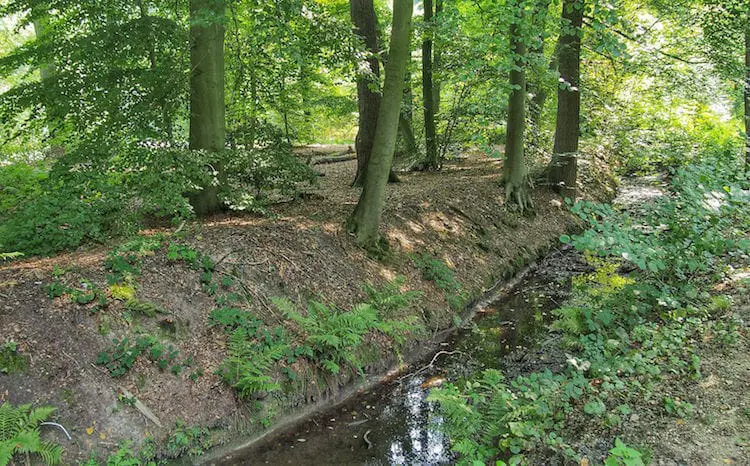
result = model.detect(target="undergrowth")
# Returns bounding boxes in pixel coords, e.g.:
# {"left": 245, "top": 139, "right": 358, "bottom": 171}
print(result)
{"left": 429, "top": 158, "right": 749, "bottom": 465}
{"left": 212, "top": 279, "right": 422, "bottom": 400}
{"left": 0, "top": 403, "right": 63, "bottom": 465}
{"left": 413, "top": 254, "right": 468, "bottom": 310}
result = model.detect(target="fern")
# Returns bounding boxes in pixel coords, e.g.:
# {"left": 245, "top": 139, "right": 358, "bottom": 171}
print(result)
{"left": 0, "top": 402, "right": 63, "bottom": 465}
{"left": 363, "top": 277, "right": 422, "bottom": 315}
{"left": 217, "top": 328, "right": 287, "bottom": 397}
{"left": 123, "top": 299, "right": 165, "bottom": 318}
{"left": 273, "top": 297, "right": 416, "bottom": 375}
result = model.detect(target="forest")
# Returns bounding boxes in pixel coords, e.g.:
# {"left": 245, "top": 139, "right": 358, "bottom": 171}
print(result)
{"left": 0, "top": 0, "right": 748, "bottom": 464}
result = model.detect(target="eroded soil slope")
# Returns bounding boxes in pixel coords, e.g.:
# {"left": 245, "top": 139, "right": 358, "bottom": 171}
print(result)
{"left": 0, "top": 154, "right": 610, "bottom": 462}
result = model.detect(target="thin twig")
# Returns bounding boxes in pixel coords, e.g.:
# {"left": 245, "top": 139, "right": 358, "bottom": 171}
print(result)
{"left": 397, "top": 350, "right": 468, "bottom": 382}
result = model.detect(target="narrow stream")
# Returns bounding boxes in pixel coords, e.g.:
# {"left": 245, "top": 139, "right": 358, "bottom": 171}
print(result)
{"left": 217, "top": 247, "right": 592, "bottom": 465}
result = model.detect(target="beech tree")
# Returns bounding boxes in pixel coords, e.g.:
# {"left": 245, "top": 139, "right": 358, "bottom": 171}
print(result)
{"left": 189, "top": 0, "right": 226, "bottom": 215}
{"left": 422, "top": 0, "right": 439, "bottom": 170}
{"left": 347, "top": 0, "right": 413, "bottom": 251}
{"left": 350, "top": 0, "right": 382, "bottom": 186}
{"left": 503, "top": 0, "right": 532, "bottom": 211}
{"left": 548, "top": 0, "right": 584, "bottom": 197}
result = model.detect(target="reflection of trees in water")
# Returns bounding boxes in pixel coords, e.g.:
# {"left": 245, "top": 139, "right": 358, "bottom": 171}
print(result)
{"left": 387, "top": 377, "right": 449, "bottom": 464}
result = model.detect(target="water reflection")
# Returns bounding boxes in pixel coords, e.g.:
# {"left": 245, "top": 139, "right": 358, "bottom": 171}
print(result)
{"left": 219, "top": 248, "right": 586, "bottom": 466}
{"left": 385, "top": 376, "right": 448, "bottom": 465}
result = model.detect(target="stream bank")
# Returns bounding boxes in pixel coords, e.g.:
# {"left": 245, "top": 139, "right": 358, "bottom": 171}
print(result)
{"left": 0, "top": 155, "right": 615, "bottom": 464}
{"left": 211, "top": 247, "right": 591, "bottom": 465}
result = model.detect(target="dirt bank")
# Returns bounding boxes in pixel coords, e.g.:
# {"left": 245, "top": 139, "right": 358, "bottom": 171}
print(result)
{"left": 0, "top": 153, "right": 614, "bottom": 463}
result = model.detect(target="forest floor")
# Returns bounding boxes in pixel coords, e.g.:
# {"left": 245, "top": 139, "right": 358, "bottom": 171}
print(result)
{"left": 571, "top": 269, "right": 750, "bottom": 465}
{"left": 0, "top": 151, "right": 614, "bottom": 463}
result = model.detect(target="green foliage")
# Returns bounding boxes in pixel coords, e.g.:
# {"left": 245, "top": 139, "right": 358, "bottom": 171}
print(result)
{"left": 223, "top": 144, "right": 318, "bottom": 214}
{"left": 0, "top": 145, "right": 316, "bottom": 256}
{"left": 274, "top": 296, "right": 418, "bottom": 375}
{"left": 164, "top": 420, "right": 212, "bottom": 458}
{"left": 663, "top": 397, "right": 693, "bottom": 418}
{"left": 362, "top": 276, "right": 423, "bottom": 315}
{"left": 216, "top": 326, "right": 290, "bottom": 398}
{"left": 95, "top": 335, "right": 182, "bottom": 377}
{"left": 605, "top": 439, "right": 645, "bottom": 466}
{"left": 413, "top": 254, "right": 467, "bottom": 310}
{"left": 275, "top": 298, "right": 378, "bottom": 375}
{"left": 0, "top": 341, "right": 28, "bottom": 374}
{"left": 0, "top": 402, "right": 62, "bottom": 466}
{"left": 0, "top": 163, "right": 47, "bottom": 216}
{"left": 0, "top": 252, "right": 23, "bottom": 261}
{"left": 432, "top": 159, "right": 747, "bottom": 464}
{"left": 123, "top": 299, "right": 164, "bottom": 318}
{"left": 563, "top": 159, "right": 749, "bottom": 306}
{"left": 212, "top": 280, "right": 420, "bottom": 399}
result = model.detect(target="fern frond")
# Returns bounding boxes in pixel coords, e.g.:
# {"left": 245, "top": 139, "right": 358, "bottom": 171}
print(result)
{"left": 37, "top": 441, "right": 63, "bottom": 465}
{"left": 13, "top": 429, "right": 41, "bottom": 453}
{"left": 27, "top": 406, "right": 56, "bottom": 427}
{"left": 0, "top": 440, "right": 14, "bottom": 466}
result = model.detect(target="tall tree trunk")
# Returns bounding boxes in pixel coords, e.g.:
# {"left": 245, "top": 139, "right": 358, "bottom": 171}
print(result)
{"left": 745, "top": 20, "right": 749, "bottom": 171}
{"left": 548, "top": 0, "right": 584, "bottom": 198}
{"left": 503, "top": 10, "right": 532, "bottom": 211}
{"left": 189, "top": 0, "right": 226, "bottom": 215}
{"left": 350, "top": 0, "right": 382, "bottom": 186}
{"left": 422, "top": 0, "right": 439, "bottom": 169}
{"left": 347, "top": 0, "right": 413, "bottom": 252}
{"left": 527, "top": 0, "right": 554, "bottom": 146}
{"left": 434, "top": 0, "right": 442, "bottom": 114}
{"left": 33, "top": 16, "right": 54, "bottom": 82}
{"left": 32, "top": 8, "right": 60, "bottom": 139}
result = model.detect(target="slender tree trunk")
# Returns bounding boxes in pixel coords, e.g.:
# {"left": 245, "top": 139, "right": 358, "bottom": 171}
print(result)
{"left": 527, "top": 0, "right": 555, "bottom": 146}
{"left": 33, "top": 17, "right": 54, "bottom": 82}
{"left": 504, "top": 13, "right": 531, "bottom": 211}
{"left": 434, "top": 0, "right": 442, "bottom": 114}
{"left": 347, "top": 0, "right": 413, "bottom": 252}
{"left": 350, "top": 0, "right": 382, "bottom": 186}
{"left": 33, "top": 6, "right": 65, "bottom": 156}
{"left": 422, "top": 0, "right": 439, "bottom": 169}
{"left": 744, "top": 20, "right": 749, "bottom": 171}
{"left": 548, "top": 0, "right": 584, "bottom": 198}
{"left": 189, "top": 0, "right": 226, "bottom": 215}
{"left": 396, "top": 68, "right": 417, "bottom": 174}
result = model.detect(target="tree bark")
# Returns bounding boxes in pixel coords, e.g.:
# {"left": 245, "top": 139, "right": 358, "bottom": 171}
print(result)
{"left": 434, "top": 0, "right": 442, "bottom": 114}
{"left": 422, "top": 0, "right": 439, "bottom": 169}
{"left": 503, "top": 10, "right": 532, "bottom": 211}
{"left": 527, "top": 0, "right": 555, "bottom": 144}
{"left": 350, "top": 0, "right": 382, "bottom": 186}
{"left": 347, "top": 0, "right": 413, "bottom": 252}
{"left": 189, "top": 0, "right": 226, "bottom": 215}
{"left": 548, "top": 0, "right": 584, "bottom": 198}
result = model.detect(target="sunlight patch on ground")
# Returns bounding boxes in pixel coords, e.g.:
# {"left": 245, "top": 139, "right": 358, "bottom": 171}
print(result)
{"left": 377, "top": 267, "right": 398, "bottom": 283}
{"left": 386, "top": 229, "right": 423, "bottom": 251}
{"left": 421, "top": 211, "right": 466, "bottom": 237}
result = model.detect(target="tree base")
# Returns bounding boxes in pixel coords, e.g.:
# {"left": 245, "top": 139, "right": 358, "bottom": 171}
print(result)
{"left": 504, "top": 178, "right": 535, "bottom": 214}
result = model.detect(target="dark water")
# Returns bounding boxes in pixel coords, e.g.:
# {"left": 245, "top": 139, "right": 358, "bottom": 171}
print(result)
{"left": 218, "top": 247, "right": 590, "bottom": 466}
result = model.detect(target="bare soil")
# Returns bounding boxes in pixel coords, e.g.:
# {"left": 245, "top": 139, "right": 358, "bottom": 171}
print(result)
{"left": 1, "top": 152, "right": 608, "bottom": 463}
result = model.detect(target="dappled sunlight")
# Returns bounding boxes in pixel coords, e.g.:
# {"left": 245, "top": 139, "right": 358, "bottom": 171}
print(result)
{"left": 421, "top": 211, "right": 468, "bottom": 237}
{"left": 386, "top": 228, "right": 425, "bottom": 252}
{"left": 376, "top": 267, "right": 398, "bottom": 283}
{"left": 1, "top": 250, "right": 106, "bottom": 273}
